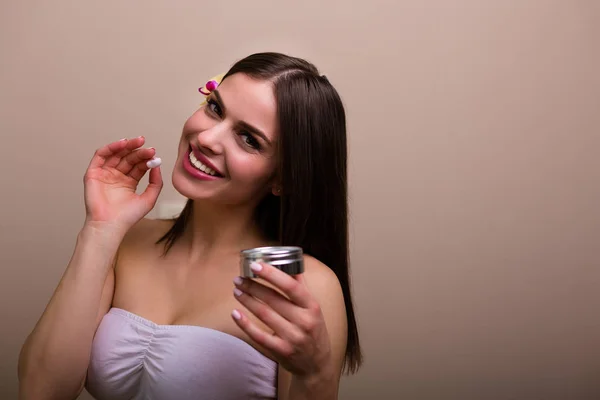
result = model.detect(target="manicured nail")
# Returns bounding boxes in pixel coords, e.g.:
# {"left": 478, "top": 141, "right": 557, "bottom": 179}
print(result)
{"left": 250, "top": 262, "right": 263, "bottom": 272}
{"left": 232, "top": 309, "right": 242, "bottom": 320}
{"left": 146, "top": 157, "right": 162, "bottom": 168}
{"left": 233, "top": 276, "right": 243, "bottom": 285}
{"left": 233, "top": 288, "right": 243, "bottom": 297}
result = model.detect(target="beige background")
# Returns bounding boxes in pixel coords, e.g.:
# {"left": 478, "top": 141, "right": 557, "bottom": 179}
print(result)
{"left": 1, "top": 1, "right": 599, "bottom": 399}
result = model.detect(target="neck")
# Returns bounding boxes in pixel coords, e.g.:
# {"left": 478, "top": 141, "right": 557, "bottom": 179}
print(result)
{"left": 181, "top": 200, "right": 266, "bottom": 261}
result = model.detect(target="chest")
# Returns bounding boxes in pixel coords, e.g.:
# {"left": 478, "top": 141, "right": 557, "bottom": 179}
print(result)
{"left": 112, "top": 249, "right": 243, "bottom": 332}
{"left": 86, "top": 308, "right": 278, "bottom": 400}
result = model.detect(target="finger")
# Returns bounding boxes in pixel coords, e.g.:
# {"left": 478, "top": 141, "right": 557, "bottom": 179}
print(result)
{"left": 115, "top": 147, "right": 155, "bottom": 175}
{"left": 129, "top": 155, "right": 161, "bottom": 181}
{"left": 128, "top": 158, "right": 150, "bottom": 182}
{"left": 140, "top": 163, "right": 163, "bottom": 206}
{"left": 247, "top": 262, "right": 313, "bottom": 308}
{"left": 231, "top": 309, "right": 293, "bottom": 358}
{"left": 234, "top": 276, "right": 297, "bottom": 321}
{"left": 87, "top": 138, "right": 129, "bottom": 170}
{"left": 233, "top": 286, "right": 303, "bottom": 342}
{"left": 104, "top": 136, "right": 145, "bottom": 168}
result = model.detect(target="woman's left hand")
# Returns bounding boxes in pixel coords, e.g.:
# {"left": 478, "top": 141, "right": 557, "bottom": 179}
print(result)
{"left": 232, "top": 261, "right": 333, "bottom": 380}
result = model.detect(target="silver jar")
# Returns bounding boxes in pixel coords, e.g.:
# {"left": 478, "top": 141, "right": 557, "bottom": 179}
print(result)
{"left": 240, "top": 246, "right": 304, "bottom": 278}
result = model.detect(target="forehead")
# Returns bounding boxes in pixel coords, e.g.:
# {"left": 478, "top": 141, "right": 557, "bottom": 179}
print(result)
{"left": 217, "top": 73, "right": 278, "bottom": 141}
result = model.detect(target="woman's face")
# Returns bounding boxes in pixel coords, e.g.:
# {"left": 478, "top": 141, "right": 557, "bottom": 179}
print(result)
{"left": 172, "top": 73, "right": 279, "bottom": 207}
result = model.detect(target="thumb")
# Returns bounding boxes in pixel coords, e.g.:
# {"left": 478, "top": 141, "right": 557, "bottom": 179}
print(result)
{"left": 140, "top": 164, "right": 163, "bottom": 206}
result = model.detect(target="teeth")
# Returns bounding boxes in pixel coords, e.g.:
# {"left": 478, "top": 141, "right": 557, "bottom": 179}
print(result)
{"left": 189, "top": 151, "right": 217, "bottom": 176}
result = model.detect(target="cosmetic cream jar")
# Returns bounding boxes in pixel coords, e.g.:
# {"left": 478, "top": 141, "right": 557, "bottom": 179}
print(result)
{"left": 240, "top": 246, "right": 304, "bottom": 278}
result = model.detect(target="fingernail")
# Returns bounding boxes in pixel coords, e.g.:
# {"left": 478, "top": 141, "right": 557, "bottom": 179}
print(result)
{"left": 233, "top": 288, "right": 243, "bottom": 297}
{"left": 146, "top": 157, "right": 162, "bottom": 168}
{"left": 250, "top": 262, "right": 263, "bottom": 272}
{"left": 233, "top": 276, "right": 243, "bottom": 285}
{"left": 149, "top": 147, "right": 155, "bottom": 150}
{"left": 120, "top": 138, "right": 127, "bottom": 141}
{"left": 232, "top": 309, "right": 241, "bottom": 320}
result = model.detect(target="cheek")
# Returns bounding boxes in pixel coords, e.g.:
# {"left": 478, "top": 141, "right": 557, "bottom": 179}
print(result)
{"left": 229, "top": 153, "right": 275, "bottom": 184}
{"left": 179, "top": 110, "right": 210, "bottom": 148}
{"left": 181, "top": 108, "right": 209, "bottom": 133}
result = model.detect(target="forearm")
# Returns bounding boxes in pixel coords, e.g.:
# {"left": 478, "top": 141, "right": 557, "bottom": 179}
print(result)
{"left": 288, "top": 372, "right": 339, "bottom": 400}
{"left": 18, "top": 223, "right": 124, "bottom": 399}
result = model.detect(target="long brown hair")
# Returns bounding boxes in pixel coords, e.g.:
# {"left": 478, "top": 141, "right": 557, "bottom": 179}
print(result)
{"left": 157, "top": 52, "right": 363, "bottom": 374}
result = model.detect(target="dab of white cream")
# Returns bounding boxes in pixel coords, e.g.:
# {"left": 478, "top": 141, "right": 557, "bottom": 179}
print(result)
{"left": 147, "top": 157, "right": 162, "bottom": 168}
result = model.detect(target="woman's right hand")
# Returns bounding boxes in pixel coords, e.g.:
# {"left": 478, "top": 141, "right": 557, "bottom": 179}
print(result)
{"left": 83, "top": 136, "right": 163, "bottom": 233}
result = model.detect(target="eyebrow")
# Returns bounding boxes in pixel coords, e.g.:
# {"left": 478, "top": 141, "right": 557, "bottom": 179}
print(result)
{"left": 212, "top": 90, "right": 272, "bottom": 146}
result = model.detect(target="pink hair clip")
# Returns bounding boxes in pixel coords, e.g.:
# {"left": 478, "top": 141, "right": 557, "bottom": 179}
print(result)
{"left": 198, "top": 79, "right": 219, "bottom": 95}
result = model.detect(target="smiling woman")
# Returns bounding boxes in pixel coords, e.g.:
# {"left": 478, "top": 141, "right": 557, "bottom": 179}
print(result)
{"left": 17, "top": 52, "right": 362, "bottom": 400}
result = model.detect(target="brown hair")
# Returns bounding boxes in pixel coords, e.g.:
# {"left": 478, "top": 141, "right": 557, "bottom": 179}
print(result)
{"left": 157, "top": 52, "right": 363, "bottom": 373}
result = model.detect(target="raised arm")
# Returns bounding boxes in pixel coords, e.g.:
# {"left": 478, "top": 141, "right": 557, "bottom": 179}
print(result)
{"left": 18, "top": 137, "right": 163, "bottom": 400}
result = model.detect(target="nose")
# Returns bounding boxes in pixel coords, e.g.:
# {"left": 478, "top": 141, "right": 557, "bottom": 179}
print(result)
{"left": 196, "top": 122, "right": 227, "bottom": 155}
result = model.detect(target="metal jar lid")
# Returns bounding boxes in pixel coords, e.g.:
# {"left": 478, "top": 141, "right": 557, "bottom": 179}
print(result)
{"left": 240, "top": 246, "right": 304, "bottom": 278}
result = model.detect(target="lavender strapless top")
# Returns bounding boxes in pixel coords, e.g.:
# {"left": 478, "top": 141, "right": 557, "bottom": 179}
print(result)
{"left": 85, "top": 308, "right": 277, "bottom": 400}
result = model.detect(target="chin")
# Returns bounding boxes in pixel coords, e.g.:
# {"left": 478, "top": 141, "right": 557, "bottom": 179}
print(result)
{"left": 171, "top": 166, "right": 213, "bottom": 201}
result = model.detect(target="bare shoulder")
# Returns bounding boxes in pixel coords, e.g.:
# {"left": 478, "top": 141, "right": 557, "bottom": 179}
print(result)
{"left": 117, "top": 218, "right": 175, "bottom": 260}
{"left": 302, "top": 255, "right": 348, "bottom": 367}
{"left": 301, "top": 255, "right": 347, "bottom": 328}
{"left": 121, "top": 218, "right": 173, "bottom": 246}
{"left": 302, "top": 255, "right": 344, "bottom": 298}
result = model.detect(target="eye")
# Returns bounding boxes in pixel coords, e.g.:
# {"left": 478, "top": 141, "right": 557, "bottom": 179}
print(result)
{"left": 206, "top": 98, "right": 222, "bottom": 117}
{"left": 240, "top": 132, "right": 261, "bottom": 150}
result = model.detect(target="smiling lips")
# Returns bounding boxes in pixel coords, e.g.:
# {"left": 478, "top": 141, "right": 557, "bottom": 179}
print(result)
{"left": 183, "top": 145, "right": 224, "bottom": 180}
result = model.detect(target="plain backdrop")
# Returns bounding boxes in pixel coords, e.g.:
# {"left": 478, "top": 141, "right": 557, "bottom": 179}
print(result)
{"left": 1, "top": 1, "right": 599, "bottom": 399}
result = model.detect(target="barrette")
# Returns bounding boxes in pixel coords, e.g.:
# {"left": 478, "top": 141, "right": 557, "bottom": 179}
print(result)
{"left": 198, "top": 73, "right": 225, "bottom": 96}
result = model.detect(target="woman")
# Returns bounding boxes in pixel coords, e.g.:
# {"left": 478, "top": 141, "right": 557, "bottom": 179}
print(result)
{"left": 18, "top": 52, "right": 362, "bottom": 399}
